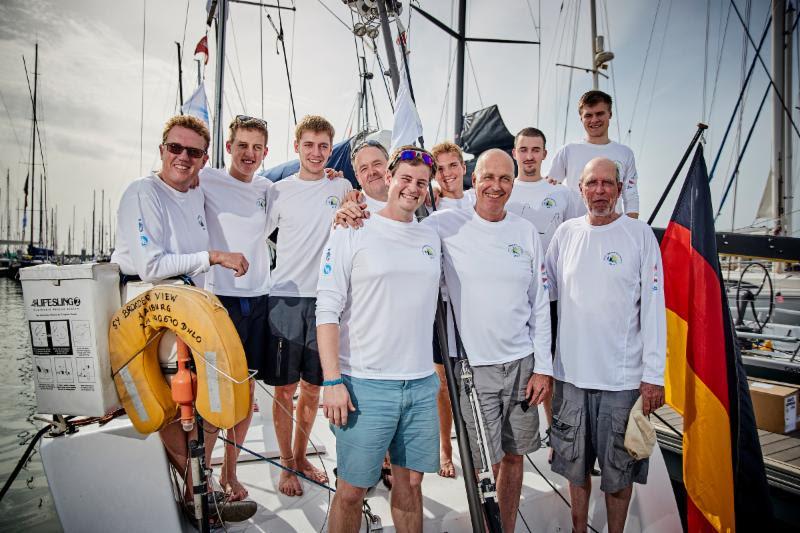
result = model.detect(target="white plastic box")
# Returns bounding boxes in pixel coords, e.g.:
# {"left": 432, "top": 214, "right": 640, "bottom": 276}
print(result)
{"left": 19, "top": 263, "right": 122, "bottom": 416}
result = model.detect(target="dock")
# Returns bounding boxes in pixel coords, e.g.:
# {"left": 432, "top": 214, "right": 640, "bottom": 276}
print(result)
{"left": 654, "top": 405, "right": 800, "bottom": 530}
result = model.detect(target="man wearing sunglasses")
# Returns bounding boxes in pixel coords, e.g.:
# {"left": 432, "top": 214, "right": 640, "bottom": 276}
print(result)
{"left": 264, "top": 114, "right": 352, "bottom": 497}
{"left": 199, "top": 115, "right": 271, "bottom": 503}
{"left": 317, "top": 146, "right": 441, "bottom": 532}
{"left": 332, "top": 148, "right": 553, "bottom": 532}
{"left": 111, "top": 115, "right": 252, "bottom": 520}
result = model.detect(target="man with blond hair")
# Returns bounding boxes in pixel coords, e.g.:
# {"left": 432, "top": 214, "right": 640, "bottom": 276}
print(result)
{"left": 112, "top": 114, "right": 253, "bottom": 522}
{"left": 200, "top": 115, "right": 271, "bottom": 502}
{"left": 428, "top": 140, "right": 474, "bottom": 479}
{"left": 430, "top": 141, "right": 474, "bottom": 211}
{"left": 265, "top": 114, "right": 352, "bottom": 496}
{"left": 546, "top": 157, "right": 665, "bottom": 533}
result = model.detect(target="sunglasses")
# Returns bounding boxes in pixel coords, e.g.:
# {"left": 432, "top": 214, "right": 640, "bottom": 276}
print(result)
{"left": 389, "top": 149, "right": 435, "bottom": 170}
{"left": 162, "top": 142, "right": 207, "bottom": 159}
{"left": 235, "top": 115, "right": 268, "bottom": 128}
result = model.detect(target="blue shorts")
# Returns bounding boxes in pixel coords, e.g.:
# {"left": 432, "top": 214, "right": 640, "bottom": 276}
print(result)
{"left": 332, "top": 373, "right": 440, "bottom": 489}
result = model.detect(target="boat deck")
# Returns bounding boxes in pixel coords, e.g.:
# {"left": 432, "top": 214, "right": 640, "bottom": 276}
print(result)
{"left": 40, "top": 385, "right": 684, "bottom": 532}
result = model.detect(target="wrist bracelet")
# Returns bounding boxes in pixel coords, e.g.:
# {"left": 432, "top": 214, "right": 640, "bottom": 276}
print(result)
{"left": 322, "top": 377, "right": 344, "bottom": 387}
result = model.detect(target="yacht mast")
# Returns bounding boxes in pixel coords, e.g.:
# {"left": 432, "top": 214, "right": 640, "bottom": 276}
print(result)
{"left": 784, "top": 4, "right": 794, "bottom": 236}
{"left": 29, "top": 43, "right": 38, "bottom": 250}
{"left": 772, "top": 0, "right": 786, "bottom": 235}
{"left": 212, "top": 0, "right": 228, "bottom": 168}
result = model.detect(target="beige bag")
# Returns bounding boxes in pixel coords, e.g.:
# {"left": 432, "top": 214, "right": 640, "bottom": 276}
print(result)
{"left": 624, "top": 397, "right": 656, "bottom": 460}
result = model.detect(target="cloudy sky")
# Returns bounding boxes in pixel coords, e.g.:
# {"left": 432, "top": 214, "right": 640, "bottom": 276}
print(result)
{"left": 0, "top": 0, "right": 793, "bottom": 252}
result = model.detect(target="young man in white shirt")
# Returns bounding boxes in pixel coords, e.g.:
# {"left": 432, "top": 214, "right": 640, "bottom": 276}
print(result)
{"left": 111, "top": 115, "right": 251, "bottom": 520}
{"left": 508, "top": 128, "right": 572, "bottom": 251}
{"left": 200, "top": 115, "right": 271, "bottom": 502}
{"left": 547, "top": 91, "right": 639, "bottom": 219}
{"left": 265, "top": 115, "right": 352, "bottom": 497}
{"left": 508, "top": 127, "right": 571, "bottom": 428}
{"left": 426, "top": 149, "right": 553, "bottom": 533}
{"left": 428, "top": 140, "right": 474, "bottom": 479}
{"left": 545, "top": 157, "right": 666, "bottom": 533}
{"left": 317, "top": 146, "right": 441, "bottom": 533}
{"left": 430, "top": 141, "right": 474, "bottom": 211}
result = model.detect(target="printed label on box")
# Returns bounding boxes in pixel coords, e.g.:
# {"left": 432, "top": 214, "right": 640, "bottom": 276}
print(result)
{"left": 786, "top": 395, "right": 797, "bottom": 433}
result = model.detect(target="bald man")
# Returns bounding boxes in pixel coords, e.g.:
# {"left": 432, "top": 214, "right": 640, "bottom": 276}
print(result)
{"left": 545, "top": 157, "right": 666, "bottom": 533}
{"left": 425, "top": 149, "right": 553, "bottom": 532}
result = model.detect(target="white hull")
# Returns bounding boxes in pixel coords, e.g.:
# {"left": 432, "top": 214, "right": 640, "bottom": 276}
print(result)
{"left": 40, "top": 385, "right": 681, "bottom": 532}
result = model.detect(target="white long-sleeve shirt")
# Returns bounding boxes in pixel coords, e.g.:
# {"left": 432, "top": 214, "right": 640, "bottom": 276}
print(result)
{"left": 111, "top": 173, "right": 210, "bottom": 286}
{"left": 266, "top": 174, "right": 352, "bottom": 297}
{"left": 316, "top": 214, "right": 441, "bottom": 380}
{"left": 507, "top": 179, "right": 572, "bottom": 251}
{"left": 201, "top": 167, "right": 272, "bottom": 297}
{"left": 545, "top": 215, "right": 666, "bottom": 390}
{"left": 424, "top": 207, "right": 552, "bottom": 373}
{"left": 547, "top": 140, "right": 639, "bottom": 218}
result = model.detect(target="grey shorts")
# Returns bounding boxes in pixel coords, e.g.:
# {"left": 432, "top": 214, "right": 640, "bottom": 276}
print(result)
{"left": 265, "top": 296, "right": 322, "bottom": 386}
{"left": 549, "top": 380, "right": 649, "bottom": 493}
{"left": 457, "top": 355, "right": 541, "bottom": 466}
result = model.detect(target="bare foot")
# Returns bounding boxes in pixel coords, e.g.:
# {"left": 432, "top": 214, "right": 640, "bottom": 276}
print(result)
{"left": 438, "top": 458, "right": 456, "bottom": 478}
{"left": 220, "top": 476, "right": 249, "bottom": 501}
{"left": 278, "top": 458, "right": 303, "bottom": 497}
{"left": 295, "top": 458, "right": 329, "bottom": 485}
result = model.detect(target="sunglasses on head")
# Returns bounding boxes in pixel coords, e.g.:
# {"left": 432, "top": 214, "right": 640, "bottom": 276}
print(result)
{"left": 389, "top": 149, "right": 434, "bottom": 170}
{"left": 235, "top": 115, "right": 268, "bottom": 128}
{"left": 162, "top": 142, "right": 206, "bottom": 159}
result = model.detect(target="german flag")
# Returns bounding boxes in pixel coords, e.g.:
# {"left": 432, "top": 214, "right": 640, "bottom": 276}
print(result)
{"left": 660, "top": 144, "right": 770, "bottom": 532}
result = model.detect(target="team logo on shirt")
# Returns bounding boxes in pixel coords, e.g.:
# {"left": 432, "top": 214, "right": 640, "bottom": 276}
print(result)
{"left": 507, "top": 244, "right": 522, "bottom": 258}
{"left": 651, "top": 263, "right": 659, "bottom": 292}
{"left": 604, "top": 251, "right": 622, "bottom": 266}
{"left": 541, "top": 197, "right": 557, "bottom": 208}
{"left": 197, "top": 215, "right": 206, "bottom": 230}
{"left": 140, "top": 235, "right": 149, "bottom": 247}
{"left": 421, "top": 245, "right": 436, "bottom": 258}
{"left": 322, "top": 247, "right": 333, "bottom": 275}
{"left": 326, "top": 196, "right": 340, "bottom": 209}
{"left": 257, "top": 197, "right": 267, "bottom": 210}
{"left": 137, "top": 218, "right": 144, "bottom": 232}
{"left": 626, "top": 172, "right": 638, "bottom": 190}
{"left": 540, "top": 263, "right": 550, "bottom": 291}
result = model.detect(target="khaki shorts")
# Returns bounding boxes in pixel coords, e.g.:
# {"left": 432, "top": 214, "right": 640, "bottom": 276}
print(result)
{"left": 457, "top": 355, "right": 541, "bottom": 466}
{"left": 549, "top": 380, "right": 649, "bottom": 493}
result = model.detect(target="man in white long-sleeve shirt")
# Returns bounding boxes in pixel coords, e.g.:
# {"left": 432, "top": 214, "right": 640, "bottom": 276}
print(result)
{"left": 265, "top": 115, "right": 352, "bottom": 496}
{"left": 111, "top": 115, "right": 250, "bottom": 516}
{"left": 547, "top": 90, "right": 639, "bottom": 220}
{"left": 545, "top": 157, "right": 666, "bottom": 533}
{"left": 200, "top": 115, "right": 271, "bottom": 502}
{"left": 427, "top": 149, "right": 553, "bottom": 533}
{"left": 350, "top": 139, "right": 390, "bottom": 211}
{"left": 317, "top": 146, "right": 441, "bottom": 532}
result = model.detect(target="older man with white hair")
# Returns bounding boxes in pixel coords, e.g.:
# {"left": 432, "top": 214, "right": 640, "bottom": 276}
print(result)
{"left": 545, "top": 157, "right": 666, "bottom": 533}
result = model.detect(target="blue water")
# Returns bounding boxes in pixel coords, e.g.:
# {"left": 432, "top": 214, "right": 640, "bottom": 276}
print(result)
{"left": 0, "top": 277, "right": 61, "bottom": 532}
